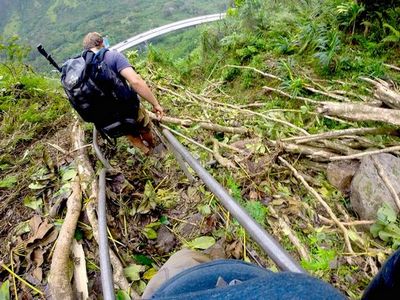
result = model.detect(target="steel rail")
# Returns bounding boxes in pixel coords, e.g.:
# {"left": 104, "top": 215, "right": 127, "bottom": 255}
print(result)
{"left": 98, "top": 168, "right": 115, "bottom": 300}
{"left": 111, "top": 13, "right": 226, "bottom": 52}
{"left": 162, "top": 129, "right": 305, "bottom": 273}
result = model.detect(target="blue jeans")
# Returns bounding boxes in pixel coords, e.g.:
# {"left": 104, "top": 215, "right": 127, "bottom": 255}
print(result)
{"left": 151, "top": 260, "right": 345, "bottom": 300}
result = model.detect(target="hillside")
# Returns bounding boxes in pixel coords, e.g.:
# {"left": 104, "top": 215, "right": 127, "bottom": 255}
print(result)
{"left": 1, "top": 0, "right": 400, "bottom": 299}
{"left": 0, "top": 0, "right": 228, "bottom": 69}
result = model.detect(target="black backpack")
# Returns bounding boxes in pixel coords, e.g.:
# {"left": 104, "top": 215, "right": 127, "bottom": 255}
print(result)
{"left": 61, "top": 48, "right": 140, "bottom": 138}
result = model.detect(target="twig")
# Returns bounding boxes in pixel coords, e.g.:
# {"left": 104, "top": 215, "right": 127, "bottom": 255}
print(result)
{"left": 186, "top": 90, "right": 310, "bottom": 135}
{"left": 1, "top": 263, "right": 44, "bottom": 296}
{"left": 318, "top": 215, "right": 374, "bottom": 226}
{"left": 263, "top": 86, "right": 319, "bottom": 104}
{"left": 282, "top": 127, "right": 383, "bottom": 144}
{"left": 279, "top": 157, "right": 354, "bottom": 254}
{"left": 148, "top": 111, "right": 248, "bottom": 134}
{"left": 212, "top": 139, "right": 237, "bottom": 169}
{"left": 372, "top": 156, "right": 400, "bottom": 211}
{"left": 384, "top": 63, "right": 400, "bottom": 72}
{"left": 305, "top": 86, "right": 351, "bottom": 102}
{"left": 46, "top": 142, "right": 69, "bottom": 155}
{"left": 160, "top": 124, "right": 213, "bottom": 153}
{"left": 330, "top": 145, "right": 400, "bottom": 161}
{"left": 269, "top": 206, "right": 311, "bottom": 261}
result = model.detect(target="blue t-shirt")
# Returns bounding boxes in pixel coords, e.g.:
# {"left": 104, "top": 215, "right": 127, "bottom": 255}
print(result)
{"left": 103, "top": 50, "right": 131, "bottom": 74}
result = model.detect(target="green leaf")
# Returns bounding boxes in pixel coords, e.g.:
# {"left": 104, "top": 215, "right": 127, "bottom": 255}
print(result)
{"left": 370, "top": 223, "right": 384, "bottom": 238}
{"left": 0, "top": 280, "right": 10, "bottom": 300}
{"left": 28, "top": 182, "right": 46, "bottom": 190}
{"left": 198, "top": 204, "right": 211, "bottom": 215}
{"left": 62, "top": 169, "right": 77, "bottom": 182}
{"left": 143, "top": 268, "right": 158, "bottom": 280}
{"left": 0, "top": 176, "right": 17, "bottom": 189}
{"left": 116, "top": 290, "right": 131, "bottom": 300}
{"left": 23, "top": 196, "right": 43, "bottom": 211}
{"left": 124, "top": 264, "right": 144, "bottom": 282}
{"left": 160, "top": 215, "right": 170, "bottom": 225}
{"left": 377, "top": 204, "right": 397, "bottom": 225}
{"left": 142, "top": 228, "right": 158, "bottom": 240}
{"left": 75, "top": 228, "right": 84, "bottom": 241}
{"left": 187, "top": 236, "right": 216, "bottom": 250}
{"left": 133, "top": 254, "right": 154, "bottom": 267}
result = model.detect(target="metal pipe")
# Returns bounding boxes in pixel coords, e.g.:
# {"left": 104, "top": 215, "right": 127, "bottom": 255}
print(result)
{"left": 93, "top": 128, "right": 112, "bottom": 169}
{"left": 162, "top": 129, "right": 305, "bottom": 273}
{"left": 93, "top": 129, "right": 114, "bottom": 299}
{"left": 98, "top": 168, "right": 115, "bottom": 300}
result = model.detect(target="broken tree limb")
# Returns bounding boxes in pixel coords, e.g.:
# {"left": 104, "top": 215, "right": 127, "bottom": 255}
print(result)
{"left": 268, "top": 140, "right": 336, "bottom": 161}
{"left": 212, "top": 139, "right": 237, "bottom": 169}
{"left": 147, "top": 111, "right": 249, "bottom": 134}
{"left": 282, "top": 127, "right": 385, "bottom": 144}
{"left": 263, "top": 86, "right": 320, "bottom": 104}
{"left": 269, "top": 206, "right": 311, "bottom": 261}
{"left": 305, "top": 86, "right": 351, "bottom": 102}
{"left": 384, "top": 63, "right": 400, "bottom": 72}
{"left": 371, "top": 156, "right": 400, "bottom": 211}
{"left": 71, "top": 121, "right": 140, "bottom": 299}
{"left": 48, "top": 178, "right": 82, "bottom": 300}
{"left": 161, "top": 124, "right": 213, "bottom": 153}
{"left": 317, "top": 102, "right": 400, "bottom": 126}
{"left": 361, "top": 77, "right": 400, "bottom": 109}
{"left": 279, "top": 157, "right": 354, "bottom": 254}
{"left": 330, "top": 145, "right": 400, "bottom": 161}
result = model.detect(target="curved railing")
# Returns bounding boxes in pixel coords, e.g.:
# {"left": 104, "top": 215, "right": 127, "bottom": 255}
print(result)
{"left": 111, "top": 13, "right": 226, "bottom": 52}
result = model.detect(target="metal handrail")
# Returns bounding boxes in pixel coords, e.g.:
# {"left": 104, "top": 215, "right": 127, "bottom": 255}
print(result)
{"left": 162, "top": 129, "right": 305, "bottom": 273}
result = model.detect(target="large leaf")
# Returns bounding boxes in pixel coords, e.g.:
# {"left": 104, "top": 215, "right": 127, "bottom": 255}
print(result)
{"left": 187, "top": 236, "right": 216, "bottom": 250}
{"left": 23, "top": 196, "right": 43, "bottom": 211}
{"left": 116, "top": 290, "right": 130, "bottom": 300}
{"left": 124, "top": 264, "right": 145, "bottom": 282}
{"left": 0, "top": 176, "right": 17, "bottom": 189}
{"left": 377, "top": 204, "right": 397, "bottom": 225}
{"left": 0, "top": 280, "right": 10, "bottom": 300}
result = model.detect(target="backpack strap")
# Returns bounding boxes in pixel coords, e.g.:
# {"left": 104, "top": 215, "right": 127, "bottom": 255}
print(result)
{"left": 93, "top": 48, "right": 108, "bottom": 63}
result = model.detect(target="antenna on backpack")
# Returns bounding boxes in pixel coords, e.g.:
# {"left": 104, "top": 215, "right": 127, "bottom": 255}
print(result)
{"left": 37, "top": 44, "right": 62, "bottom": 72}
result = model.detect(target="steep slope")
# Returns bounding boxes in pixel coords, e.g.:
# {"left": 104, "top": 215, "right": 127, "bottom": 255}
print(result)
{"left": 1, "top": 0, "right": 400, "bottom": 298}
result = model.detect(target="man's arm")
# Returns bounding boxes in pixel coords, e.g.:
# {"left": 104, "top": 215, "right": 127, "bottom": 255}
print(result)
{"left": 120, "top": 67, "right": 164, "bottom": 120}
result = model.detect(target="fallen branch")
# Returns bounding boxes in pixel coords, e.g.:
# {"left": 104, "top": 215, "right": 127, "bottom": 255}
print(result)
{"left": 317, "top": 102, "right": 400, "bottom": 126}
{"left": 263, "top": 86, "right": 319, "bottom": 104}
{"left": 279, "top": 157, "right": 354, "bottom": 254}
{"left": 282, "top": 127, "right": 384, "bottom": 144}
{"left": 305, "top": 86, "right": 351, "bottom": 102}
{"left": 147, "top": 111, "right": 249, "bottom": 134}
{"left": 161, "top": 124, "right": 213, "bottom": 153}
{"left": 361, "top": 77, "right": 400, "bottom": 109}
{"left": 212, "top": 139, "right": 237, "bottom": 169}
{"left": 330, "top": 145, "right": 400, "bottom": 161}
{"left": 268, "top": 140, "right": 336, "bottom": 161}
{"left": 384, "top": 63, "right": 400, "bottom": 72}
{"left": 372, "top": 155, "right": 400, "bottom": 211}
{"left": 269, "top": 206, "right": 311, "bottom": 261}
{"left": 318, "top": 215, "right": 374, "bottom": 227}
{"left": 48, "top": 178, "right": 82, "bottom": 300}
{"left": 72, "top": 121, "right": 140, "bottom": 299}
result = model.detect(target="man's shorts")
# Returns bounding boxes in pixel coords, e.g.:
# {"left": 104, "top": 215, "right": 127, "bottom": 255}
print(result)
{"left": 135, "top": 104, "right": 152, "bottom": 134}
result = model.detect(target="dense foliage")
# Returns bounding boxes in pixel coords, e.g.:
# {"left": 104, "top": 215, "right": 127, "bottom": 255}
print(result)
{"left": 0, "top": 0, "right": 228, "bottom": 69}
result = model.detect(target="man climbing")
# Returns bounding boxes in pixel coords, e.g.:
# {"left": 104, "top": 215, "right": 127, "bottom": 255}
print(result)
{"left": 82, "top": 32, "right": 164, "bottom": 154}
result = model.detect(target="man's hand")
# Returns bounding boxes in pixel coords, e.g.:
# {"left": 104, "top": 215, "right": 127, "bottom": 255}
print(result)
{"left": 152, "top": 103, "right": 164, "bottom": 120}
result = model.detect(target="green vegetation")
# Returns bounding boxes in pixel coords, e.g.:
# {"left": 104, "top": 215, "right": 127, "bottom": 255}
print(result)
{"left": 1, "top": 0, "right": 400, "bottom": 299}
{"left": 0, "top": 0, "right": 228, "bottom": 70}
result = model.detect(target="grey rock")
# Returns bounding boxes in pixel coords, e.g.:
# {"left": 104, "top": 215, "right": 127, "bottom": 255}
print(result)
{"left": 350, "top": 154, "right": 400, "bottom": 220}
{"left": 327, "top": 160, "right": 360, "bottom": 194}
